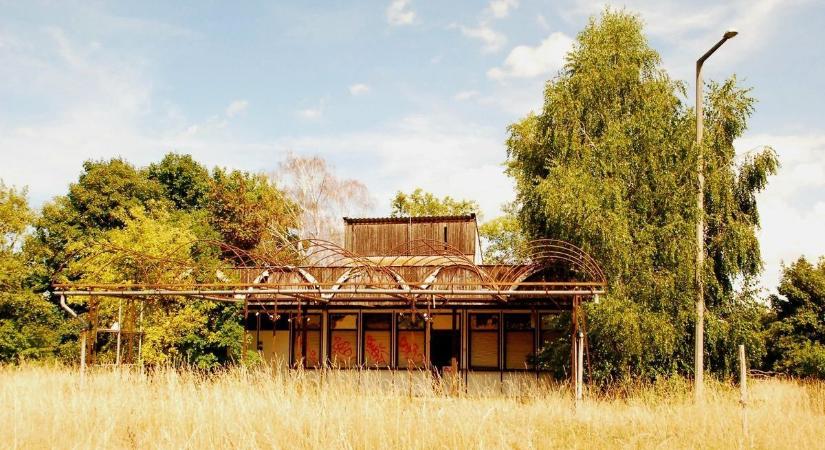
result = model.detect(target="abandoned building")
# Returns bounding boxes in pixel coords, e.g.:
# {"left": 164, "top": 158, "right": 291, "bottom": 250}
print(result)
{"left": 238, "top": 214, "right": 606, "bottom": 386}
{"left": 56, "top": 214, "right": 606, "bottom": 388}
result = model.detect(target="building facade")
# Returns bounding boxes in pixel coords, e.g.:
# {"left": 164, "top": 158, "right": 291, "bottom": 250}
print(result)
{"left": 241, "top": 215, "right": 604, "bottom": 381}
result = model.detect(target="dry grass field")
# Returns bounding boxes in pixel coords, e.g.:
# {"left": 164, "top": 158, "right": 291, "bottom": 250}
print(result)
{"left": 1, "top": 364, "right": 824, "bottom": 449}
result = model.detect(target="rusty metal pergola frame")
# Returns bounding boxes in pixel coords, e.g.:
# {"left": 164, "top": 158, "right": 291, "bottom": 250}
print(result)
{"left": 54, "top": 237, "right": 605, "bottom": 381}
{"left": 54, "top": 238, "right": 606, "bottom": 306}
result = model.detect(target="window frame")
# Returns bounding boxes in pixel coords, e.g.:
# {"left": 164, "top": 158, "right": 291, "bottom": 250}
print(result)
{"left": 468, "top": 312, "right": 501, "bottom": 370}
{"left": 396, "top": 312, "right": 426, "bottom": 369}
{"left": 362, "top": 313, "right": 392, "bottom": 368}
{"left": 503, "top": 312, "right": 536, "bottom": 371}
{"left": 290, "top": 312, "right": 322, "bottom": 368}
{"left": 328, "top": 312, "right": 359, "bottom": 368}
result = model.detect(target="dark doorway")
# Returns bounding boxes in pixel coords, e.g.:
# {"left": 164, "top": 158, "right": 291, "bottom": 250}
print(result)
{"left": 430, "top": 312, "right": 460, "bottom": 372}
{"left": 430, "top": 330, "right": 455, "bottom": 371}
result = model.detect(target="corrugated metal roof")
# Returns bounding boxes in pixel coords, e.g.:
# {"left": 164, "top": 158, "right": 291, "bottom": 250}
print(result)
{"left": 342, "top": 214, "right": 476, "bottom": 224}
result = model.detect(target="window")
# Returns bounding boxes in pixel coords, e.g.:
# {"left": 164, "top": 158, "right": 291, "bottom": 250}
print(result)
{"left": 504, "top": 314, "right": 535, "bottom": 370}
{"left": 246, "top": 312, "right": 289, "bottom": 354}
{"left": 539, "top": 313, "right": 565, "bottom": 349}
{"left": 469, "top": 313, "right": 499, "bottom": 369}
{"left": 292, "top": 313, "right": 321, "bottom": 368}
{"left": 252, "top": 312, "right": 289, "bottom": 364}
{"left": 363, "top": 314, "right": 391, "bottom": 367}
{"left": 397, "top": 313, "right": 425, "bottom": 369}
{"left": 329, "top": 313, "right": 358, "bottom": 368}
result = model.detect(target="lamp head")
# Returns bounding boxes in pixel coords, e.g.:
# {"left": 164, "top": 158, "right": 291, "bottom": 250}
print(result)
{"left": 723, "top": 29, "right": 739, "bottom": 39}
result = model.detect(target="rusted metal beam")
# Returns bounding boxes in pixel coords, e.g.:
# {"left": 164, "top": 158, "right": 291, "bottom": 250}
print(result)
{"left": 53, "top": 287, "right": 604, "bottom": 297}
{"left": 52, "top": 281, "right": 607, "bottom": 289}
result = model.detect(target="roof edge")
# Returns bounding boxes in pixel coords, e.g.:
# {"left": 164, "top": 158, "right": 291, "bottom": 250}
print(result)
{"left": 343, "top": 214, "right": 477, "bottom": 224}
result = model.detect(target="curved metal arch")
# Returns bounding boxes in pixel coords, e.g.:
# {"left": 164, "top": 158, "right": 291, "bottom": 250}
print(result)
{"left": 502, "top": 240, "right": 607, "bottom": 291}
{"left": 384, "top": 239, "right": 506, "bottom": 302}
{"left": 315, "top": 265, "right": 410, "bottom": 300}
{"left": 384, "top": 239, "right": 499, "bottom": 287}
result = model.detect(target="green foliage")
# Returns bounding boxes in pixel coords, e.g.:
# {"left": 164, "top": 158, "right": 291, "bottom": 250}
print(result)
{"left": 68, "top": 200, "right": 241, "bottom": 367}
{"left": 478, "top": 204, "right": 527, "bottom": 264}
{"left": 705, "top": 281, "right": 770, "bottom": 377}
{"left": 208, "top": 168, "right": 299, "bottom": 252}
{"left": 505, "top": 10, "right": 777, "bottom": 380}
{"left": 766, "top": 257, "right": 825, "bottom": 377}
{"left": 17, "top": 154, "right": 301, "bottom": 367}
{"left": 0, "top": 182, "right": 33, "bottom": 248}
{"left": 0, "top": 292, "right": 66, "bottom": 362}
{"left": 68, "top": 158, "right": 166, "bottom": 230}
{"left": 390, "top": 188, "right": 480, "bottom": 217}
{"left": 28, "top": 159, "right": 168, "bottom": 288}
{"left": 147, "top": 153, "right": 211, "bottom": 211}
{"left": 0, "top": 182, "right": 64, "bottom": 363}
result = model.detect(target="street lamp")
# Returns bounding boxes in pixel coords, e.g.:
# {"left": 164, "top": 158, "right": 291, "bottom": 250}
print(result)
{"left": 695, "top": 29, "right": 738, "bottom": 402}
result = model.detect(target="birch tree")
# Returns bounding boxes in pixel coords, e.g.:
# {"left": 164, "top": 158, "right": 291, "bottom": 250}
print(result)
{"left": 274, "top": 154, "right": 373, "bottom": 244}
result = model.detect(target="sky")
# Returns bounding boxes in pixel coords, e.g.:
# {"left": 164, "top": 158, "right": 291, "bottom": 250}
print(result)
{"left": 1, "top": 0, "right": 823, "bottom": 294}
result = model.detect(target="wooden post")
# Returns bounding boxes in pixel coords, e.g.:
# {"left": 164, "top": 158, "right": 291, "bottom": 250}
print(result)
{"left": 80, "top": 331, "right": 87, "bottom": 385}
{"left": 256, "top": 312, "right": 261, "bottom": 354}
{"left": 271, "top": 302, "right": 279, "bottom": 366}
{"left": 300, "top": 304, "right": 307, "bottom": 369}
{"left": 575, "top": 330, "right": 584, "bottom": 408}
{"left": 571, "top": 296, "right": 579, "bottom": 387}
{"left": 88, "top": 296, "right": 99, "bottom": 365}
{"left": 242, "top": 298, "right": 248, "bottom": 363}
{"left": 115, "top": 299, "right": 123, "bottom": 366}
{"left": 739, "top": 344, "right": 750, "bottom": 448}
{"left": 137, "top": 303, "right": 144, "bottom": 374}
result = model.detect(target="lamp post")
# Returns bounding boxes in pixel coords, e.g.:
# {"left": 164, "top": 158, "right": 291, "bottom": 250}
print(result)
{"left": 695, "top": 29, "right": 738, "bottom": 402}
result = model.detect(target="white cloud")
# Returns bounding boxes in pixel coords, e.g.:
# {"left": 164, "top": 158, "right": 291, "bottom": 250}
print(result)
{"left": 0, "top": 26, "right": 289, "bottom": 206}
{"left": 0, "top": 27, "right": 159, "bottom": 203}
{"left": 455, "top": 22, "right": 507, "bottom": 53}
{"left": 560, "top": 0, "right": 811, "bottom": 79}
{"left": 453, "top": 0, "right": 518, "bottom": 54}
{"left": 349, "top": 83, "right": 370, "bottom": 95}
{"left": 487, "top": 32, "right": 574, "bottom": 80}
{"left": 735, "top": 132, "right": 825, "bottom": 294}
{"left": 0, "top": 23, "right": 516, "bottom": 223}
{"left": 225, "top": 99, "right": 248, "bottom": 117}
{"left": 386, "top": 0, "right": 416, "bottom": 26}
{"left": 274, "top": 114, "right": 513, "bottom": 218}
{"left": 486, "top": 0, "right": 519, "bottom": 19}
{"left": 453, "top": 90, "right": 480, "bottom": 101}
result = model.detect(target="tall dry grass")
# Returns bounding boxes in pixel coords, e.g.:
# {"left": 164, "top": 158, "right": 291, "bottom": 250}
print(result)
{"left": 1, "top": 364, "right": 823, "bottom": 449}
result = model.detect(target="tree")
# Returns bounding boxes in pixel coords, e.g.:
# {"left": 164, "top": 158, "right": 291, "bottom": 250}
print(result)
{"left": 504, "top": 10, "right": 777, "bottom": 380}
{"left": 207, "top": 168, "right": 300, "bottom": 252}
{"left": 390, "top": 188, "right": 479, "bottom": 217}
{"left": 0, "top": 182, "right": 64, "bottom": 362}
{"left": 28, "top": 158, "right": 168, "bottom": 288}
{"left": 765, "top": 257, "right": 825, "bottom": 377}
{"left": 274, "top": 153, "right": 373, "bottom": 243}
{"left": 24, "top": 155, "right": 301, "bottom": 366}
{"left": 147, "top": 153, "right": 211, "bottom": 211}
{"left": 14, "top": 154, "right": 307, "bottom": 366}
{"left": 69, "top": 208, "right": 240, "bottom": 368}
{"left": 477, "top": 203, "right": 526, "bottom": 264}
{"left": 68, "top": 158, "right": 166, "bottom": 230}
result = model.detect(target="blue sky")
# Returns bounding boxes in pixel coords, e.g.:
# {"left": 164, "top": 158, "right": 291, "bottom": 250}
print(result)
{"left": 1, "top": 0, "right": 824, "bottom": 293}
